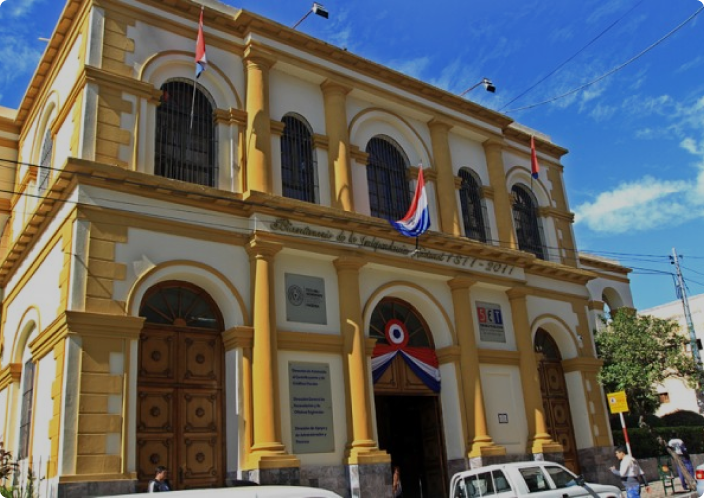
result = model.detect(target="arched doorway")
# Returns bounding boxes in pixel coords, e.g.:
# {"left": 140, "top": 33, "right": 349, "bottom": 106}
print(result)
{"left": 136, "top": 281, "right": 225, "bottom": 490}
{"left": 534, "top": 329, "right": 580, "bottom": 474}
{"left": 371, "top": 298, "right": 447, "bottom": 498}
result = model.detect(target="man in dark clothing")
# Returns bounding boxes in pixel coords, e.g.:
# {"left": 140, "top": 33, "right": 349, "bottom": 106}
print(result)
{"left": 148, "top": 466, "right": 172, "bottom": 492}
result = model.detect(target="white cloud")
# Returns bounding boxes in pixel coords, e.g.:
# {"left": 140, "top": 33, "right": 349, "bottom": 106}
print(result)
{"left": 574, "top": 177, "right": 694, "bottom": 234}
{"left": 0, "top": 0, "right": 45, "bottom": 18}
{"left": 677, "top": 55, "right": 704, "bottom": 73}
{"left": 387, "top": 56, "right": 430, "bottom": 80}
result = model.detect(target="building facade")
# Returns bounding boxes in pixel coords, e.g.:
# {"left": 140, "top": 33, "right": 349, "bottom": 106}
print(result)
{"left": 641, "top": 294, "right": 704, "bottom": 416}
{"left": 0, "top": 0, "right": 633, "bottom": 496}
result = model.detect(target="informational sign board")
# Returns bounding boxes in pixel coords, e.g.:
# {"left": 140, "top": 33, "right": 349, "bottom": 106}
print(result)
{"left": 607, "top": 390, "right": 629, "bottom": 414}
{"left": 289, "top": 362, "right": 335, "bottom": 454}
{"left": 285, "top": 273, "right": 327, "bottom": 325}
{"left": 476, "top": 301, "right": 506, "bottom": 343}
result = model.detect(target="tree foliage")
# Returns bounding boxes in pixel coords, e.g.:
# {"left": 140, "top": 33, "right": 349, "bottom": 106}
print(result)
{"left": 595, "top": 308, "right": 700, "bottom": 415}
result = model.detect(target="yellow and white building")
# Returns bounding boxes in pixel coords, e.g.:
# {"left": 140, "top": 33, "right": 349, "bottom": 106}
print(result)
{"left": 0, "top": 0, "right": 634, "bottom": 496}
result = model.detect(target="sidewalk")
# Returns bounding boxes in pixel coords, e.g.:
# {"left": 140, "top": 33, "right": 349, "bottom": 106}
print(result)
{"left": 637, "top": 479, "right": 698, "bottom": 498}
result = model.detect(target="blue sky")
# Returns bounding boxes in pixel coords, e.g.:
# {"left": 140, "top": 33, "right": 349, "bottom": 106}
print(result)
{"left": 1, "top": 0, "right": 704, "bottom": 311}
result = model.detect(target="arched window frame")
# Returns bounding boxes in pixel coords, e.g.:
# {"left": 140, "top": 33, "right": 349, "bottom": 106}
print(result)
{"left": 511, "top": 184, "right": 547, "bottom": 260}
{"left": 37, "top": 128, "right": 53, "bottom": 196}
{"left": 365, "top": 135, "right": 411, "bottom": 221}
{"left": 458, "top": 168, "right": 490, "bottom": 243}
{"left": 280, "top": 113, "right": 319, "bottom": 203}
{"left": 154, "top": 78, "right": 218, "bottom": 187}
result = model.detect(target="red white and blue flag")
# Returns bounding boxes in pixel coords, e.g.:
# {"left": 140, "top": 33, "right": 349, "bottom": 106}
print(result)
{"left": 371, "top": 319, "right": 440, "bottom": 392}
{"left": 530, "top": 136, "right": 540, "bottom": 180}
{"left": 390, "top": 167, "right": 430, "bottom": 237}
{"left": 195, "top": 8, "right": 207, "bottom": 78}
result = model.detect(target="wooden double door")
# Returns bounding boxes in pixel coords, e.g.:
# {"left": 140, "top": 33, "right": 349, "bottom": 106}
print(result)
{"left": 536, "top": 330, "right": 580, "bottom": 475}
{"left": 137, "top": 325, "right": 224, "bottom": 490}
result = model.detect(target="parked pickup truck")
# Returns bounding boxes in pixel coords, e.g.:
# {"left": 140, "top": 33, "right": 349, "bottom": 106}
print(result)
{"left": 450, "top": 461, "right": 622, "bottom": 498}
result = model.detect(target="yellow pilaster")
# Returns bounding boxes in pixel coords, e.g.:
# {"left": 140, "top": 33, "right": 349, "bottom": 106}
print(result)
{"left": 483, "top": 140, "right": 516, "bottom": 249}
{"left": 507, "top": 287, "right": 561, "bottom": 454}
{"left": 448, "top": 277, "right": 505, "bottom": 458}
{"left": 244, "top": 48, "right": 275, "bottom": 194}
{"left": 562, "top": 357, "right": 611, "bottom": 447}
{"left": 321, "top": 80, "right": 354, "bottom": 211}
{"left": 246, "top": 238, "right": 299, "bottom": 469}
{"left": 429, "top": 120, "right": 461, "bottom": 236}
{"left": 334, "top": 255, "right": 389, "bottom": 465}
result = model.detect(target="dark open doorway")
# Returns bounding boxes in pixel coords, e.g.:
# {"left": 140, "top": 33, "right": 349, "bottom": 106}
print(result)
{"left": 376, "top": 395, "right": 447, "bottom": 498}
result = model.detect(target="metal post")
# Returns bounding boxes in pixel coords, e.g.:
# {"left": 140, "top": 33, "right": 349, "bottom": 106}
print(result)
{"left": 671, "top": 248, "right": 702, "bottom": 367}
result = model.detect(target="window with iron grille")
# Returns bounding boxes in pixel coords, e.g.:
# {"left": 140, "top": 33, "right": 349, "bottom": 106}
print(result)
{"left": 512, "top": 184, "right": 546, "bottom": 260}
{"left": 459, "top": 168, "right": 489, "bottom": 243}
{"left": 155, "top": 79, "right": 218, "bottom": 187}
{"left": 281, "top": 114, "right": 319, "bottom": 203}
{"left": 37, "top": 128, "right": 53, "bottom": 196}
{"left": 18, "top": 360, "right": 35, "bottom": 460}
{"left": 366, "top": 136, "right": 410, "bottom": 220}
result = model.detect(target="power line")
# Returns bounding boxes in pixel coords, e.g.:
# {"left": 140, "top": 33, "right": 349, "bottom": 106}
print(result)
{"left": 499, "top": 0, "right": 646, "bottom": 111}
{"left": 504, "top": 5, "right": 704, "bottom": 113}
{"left": 3, "top": 158, "right": 704, "bottom": 280}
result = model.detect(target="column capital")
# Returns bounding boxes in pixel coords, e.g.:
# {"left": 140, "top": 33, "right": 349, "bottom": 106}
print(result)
{"left": 447, "top": 276, "right": 477, "bottom": 291}
{"left": 482, "top": 138, "right": 506, "bottom": 151}
{"left": 506, "top": 286, "right": 530, "bottom": 301}
{"left": 428, "top": 118, "right": 453, "bottom": 133}
{"left": 246, "top": 238, "right": 283, "bottom": 259}
{"left": 333, "top": 254, "right": 367, "bottom": 272}
{"left": 243, "top": 46, "right": 276, "bottom": 70}
{"left": 321, "top": 79, "right": 352, "bottom": 96}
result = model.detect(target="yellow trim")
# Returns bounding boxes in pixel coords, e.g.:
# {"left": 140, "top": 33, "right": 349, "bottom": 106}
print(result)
{"left": 477, "top": 348, "right": 521, "bottom": 365}
{"left": 0, "top": 137, "right": 18, "bottom": 149}
{"left": 125, "top": 259, "right": 250, "bottom": 325}
{"left": 138, "top": 50, "right": 242, "bottom": 108}
{"left": 348, "top": 107, "right": 433, "bottom": 164}
{"left": 277, "top": 330, "right": 343, "bottom": 353}
{"left": 0, "top": 363, "right": 22, "bottom": 390}
{"left": 363, "top": 280, "right": 456, "bottom": 343}
{"left": 222, "top": 326, "right": 254, "bottom": 350}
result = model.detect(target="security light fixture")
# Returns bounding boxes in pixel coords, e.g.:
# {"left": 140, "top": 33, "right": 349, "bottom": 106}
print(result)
{"left": 292, "top": 2, "right": 329, "bottom": 29}
{"left": 459, "top": 77, "right": 496, "bottom": 97}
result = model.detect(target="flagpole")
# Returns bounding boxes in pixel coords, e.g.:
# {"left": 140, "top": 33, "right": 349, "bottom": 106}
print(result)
{"left": 190, "top": 6, "right": 204, "bottom": 132}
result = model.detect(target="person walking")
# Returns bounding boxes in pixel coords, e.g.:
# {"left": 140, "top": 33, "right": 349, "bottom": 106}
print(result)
{"left": 148, "top": 466, "right": 172, "bottom": 493}
{"left": 668, "top": 436, "right": 695, "bottom": 491}
{"left": 610, "top": 446, "right": 649, "bottom": 498}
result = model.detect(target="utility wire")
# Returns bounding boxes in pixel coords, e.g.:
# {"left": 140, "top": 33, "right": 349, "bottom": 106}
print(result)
{"left": 504, "top": 5, "right": 704, "bottom": 113}
{"left": 2, "top": 158, "right": 704, "bottom": 277}
{"left": 499, "top": 0, "right": 646, "bottom": 111}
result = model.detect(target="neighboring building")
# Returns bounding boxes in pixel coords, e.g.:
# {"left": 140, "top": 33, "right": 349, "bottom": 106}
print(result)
{"left": 641, "top": 295, "right": 704, "bottom": 416}
{"left": 0, "top": 0, "right": 634, "bottom": 496}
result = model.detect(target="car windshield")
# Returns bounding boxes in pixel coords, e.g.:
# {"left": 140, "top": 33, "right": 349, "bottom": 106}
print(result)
{"left": 518, "top": 467, "right": 550, "bottom": 493}
{"left": 543, "top": 466, "right": 578, "bottom": 489}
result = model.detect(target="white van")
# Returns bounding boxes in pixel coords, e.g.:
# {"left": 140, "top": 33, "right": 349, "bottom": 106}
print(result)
{"left": 450, "top": 461, "right": 621, "bottom": 498}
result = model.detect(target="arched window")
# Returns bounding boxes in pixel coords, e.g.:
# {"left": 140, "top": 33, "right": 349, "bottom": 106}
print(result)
{"left": 37, "top": 128, "right": 53, "bottom": 196}
{"left": 281, "top": 114, "right": 318, "bottom": 203}
{"left": 369, "top": 298, "right": 435, "bottom": 349}
{"left": 459, "top": 168, "right": 489, "bottom": 243}
{"left": 155, "top": 80, "right": 217, "bottom": 187}
{"left": 18, "top": 357, "right": 35, "bottom": 460}
{"left": 139, "top": 281, "right": 223, "bottom": 330}
{"left": 366, "top": 136, "right": 410, "bottom": 220}
{"left": 511, "top": 184, "right": 546, "bottom": 259}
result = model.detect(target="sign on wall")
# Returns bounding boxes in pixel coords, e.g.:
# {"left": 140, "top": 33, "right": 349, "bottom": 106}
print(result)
{"left": 289, "top": 362, "right": 335, "bottom": 454}
{"left": 476, "top": 301, "right": 506, "bottom": 343}
{"left": 285, "top": 273, "right": 327, "bottom": 325}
